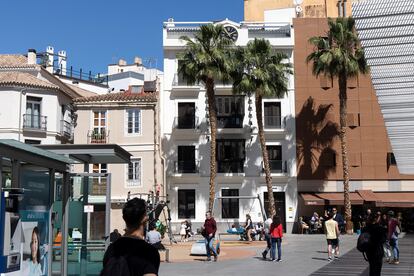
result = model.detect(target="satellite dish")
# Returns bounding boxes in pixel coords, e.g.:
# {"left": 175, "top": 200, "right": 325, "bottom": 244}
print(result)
{"left": 293, "top": 0, "right": 304, "bottom": 5}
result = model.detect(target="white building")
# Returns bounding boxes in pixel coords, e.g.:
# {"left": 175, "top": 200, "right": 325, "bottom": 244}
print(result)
{"left": 0, "top": 50, "right": 80, "bottom": 145}
{"left": 162, "top": 15, "right": 298, "bottom": 232}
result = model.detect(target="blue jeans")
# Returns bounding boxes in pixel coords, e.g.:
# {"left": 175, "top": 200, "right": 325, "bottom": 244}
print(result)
{"left": 205, "top": 237, "right": 217, "bottom": 258}
{"left": 390, "top": 238, "right": 399, "bottom": 260}
{"left": 271, "top": 237, "right": 282, "bottom": 260}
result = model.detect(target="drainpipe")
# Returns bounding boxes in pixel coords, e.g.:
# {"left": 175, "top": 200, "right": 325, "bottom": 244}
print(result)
{"left": 18, "top": 88, "right": 27, "bottom": 142}
{"left": 338, "top": 0, "right": 343, "bottom": 17}
{"left": 343, "top": 0, "right": 347, "bottom": 17}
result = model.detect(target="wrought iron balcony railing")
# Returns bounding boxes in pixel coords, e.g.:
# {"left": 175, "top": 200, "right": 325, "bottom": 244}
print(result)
{"left": 173, "top": 116, "right": 199, "bottom": 129}
{"left": 23, "top": 114, "right": 47, "bottom": 131}
{"left": 217, "top": 160, "right": 245, "bottom": 173}
{"left": 261, "top": 160, "right": 288, "bottom": 174}
{"left": 174, "top": 160, "right": 199, "bottom": 174}
{"left": 87, "top": 130, "right": 109, "bottom": 144}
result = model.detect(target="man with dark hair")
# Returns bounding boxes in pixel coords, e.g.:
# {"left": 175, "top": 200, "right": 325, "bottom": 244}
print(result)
{"left": 203, "top": 211, "right": 218, "bottom": 262}
{"left": 101, "top": 198, "right": 160, "bottom": 276}
{"left": 109, "top": 229, "right": 121, "bottom": 243}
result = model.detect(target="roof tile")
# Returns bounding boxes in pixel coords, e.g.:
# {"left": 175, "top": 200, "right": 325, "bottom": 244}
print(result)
{"left": 0, "top": 72, "right": 59, "bottom": 90}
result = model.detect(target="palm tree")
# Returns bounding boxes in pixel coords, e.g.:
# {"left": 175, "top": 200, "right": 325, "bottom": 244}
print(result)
{"left": 178, "top": 24, "right": 233, "bottom": 211}
{"left": 306, "top": 17, "right": 368, "bottom": 233}
{"left": 231, "top": 39, "right": 292, "bottom": 216}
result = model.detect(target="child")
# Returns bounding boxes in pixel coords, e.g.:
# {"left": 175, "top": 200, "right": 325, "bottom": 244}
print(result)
{"left": 180, "top": 221, "right": 187, "bottom": 242}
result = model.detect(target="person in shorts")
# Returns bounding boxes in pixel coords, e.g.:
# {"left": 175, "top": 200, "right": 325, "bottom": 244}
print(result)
{"left": 325, "top": 211, "right": 340, "bottom": 261}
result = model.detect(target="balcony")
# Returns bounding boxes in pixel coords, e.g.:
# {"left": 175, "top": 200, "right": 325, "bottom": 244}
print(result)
{"left": 23, "top": 114, "right": 47, "bottom": 132}
{"left": 171, "top": 73, "right": 200, "bottom": 96}
{"left": 217, "top": 160, "right": 245, "bottom": 174}
{"left": 173, "top": 116, "right": 199, "bottom": 129}
{"left": 60, "top": 120, "right": 74, "bottom": 140}
{"left": 174, "top": 160, "right": 199, "bottom": 174}
{"left": 87, "top": 130, "right": 109, "bottom": 144}
{"left": 217, "top": 115, "right": 244, "bottom": 129}
{"left": 261, "top": 160, "right": 288, "bottom": 175}
{"left": 264, "top": 115, "right": 285, "bottom": 129}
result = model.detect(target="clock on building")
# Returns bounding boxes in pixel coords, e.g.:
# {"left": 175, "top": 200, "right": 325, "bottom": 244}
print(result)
{"left": 223, "top": 25, "right": 239, "bottom": 42}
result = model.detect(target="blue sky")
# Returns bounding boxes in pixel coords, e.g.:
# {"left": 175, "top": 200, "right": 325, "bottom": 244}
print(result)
{"left": 0, "top": 0, "right": 243, "bottom": 73}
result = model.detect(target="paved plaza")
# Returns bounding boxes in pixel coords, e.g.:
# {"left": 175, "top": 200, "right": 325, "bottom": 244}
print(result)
{"left": 160, "top": 234, "right": 414, "bottom": 276}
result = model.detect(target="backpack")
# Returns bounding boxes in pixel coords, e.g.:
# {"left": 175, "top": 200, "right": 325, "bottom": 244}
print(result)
{"left": 357, "top": 232, "right": 371, "bottom": 261}
{"left": 100, "top": 255, "right": 131, "bottom": 276}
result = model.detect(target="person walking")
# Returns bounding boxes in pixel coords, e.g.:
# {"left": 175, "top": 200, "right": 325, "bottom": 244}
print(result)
{"left": 325, "top": 212, "right": 340, "bottom": 261}
{"left": 180, "top": 221, "right": 187, "bottom": 242}
{"left": 387, "top": 211, "right": 400, "bottom": 264}
{"left": 101, "top": 198, "right": 160, "bottom": 276}
{"left": 203, "top": 211, "right": 218, "bottom": 262}
{"left": 364, "top": 214, "right": 387, "bottom": 276}
{"left": 269, "top": 215, "right": 283, "bottom": 262}
{"left": 109, "top": 229, "right": 121, "bottom": 243}
{"left": 379, "top": 213, "right": 391, "bottom": 262}
{"left": 244, "top": 214, "right": 253, "bottom": 241}
{"left": 261, "top": 216, "right": 273, "bottom": 259}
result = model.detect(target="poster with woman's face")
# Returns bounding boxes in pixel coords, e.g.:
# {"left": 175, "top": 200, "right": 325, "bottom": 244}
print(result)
{"left": 21, "top": 212, "right": 49, "bottom": 276}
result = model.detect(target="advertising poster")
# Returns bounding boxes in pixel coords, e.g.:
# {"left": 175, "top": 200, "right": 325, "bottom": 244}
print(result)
{"left": 20, "top": 211, "right": 49, "bottom": 276}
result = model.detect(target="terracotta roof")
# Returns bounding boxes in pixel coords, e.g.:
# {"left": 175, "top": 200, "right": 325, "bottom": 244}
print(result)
{"left": 0, "top": 72, "right": 59, "bottom": 90}
{"left": 74, "top": 91, "right": 158, "bottom": 103}
{"left": 67, "top": 84, "right": 98, "bottom": 98}
{"left": 0, "top": 54, "right": 34, "bottom": 68}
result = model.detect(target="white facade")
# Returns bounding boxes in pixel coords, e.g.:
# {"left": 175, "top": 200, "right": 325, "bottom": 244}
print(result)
{"left": 162, "top": 18, "right": 298, "bottom": 232}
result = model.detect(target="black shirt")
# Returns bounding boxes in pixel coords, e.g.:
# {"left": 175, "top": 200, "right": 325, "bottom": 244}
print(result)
{"left": 103, "top": 236, "right": 160, "bottom": 275}
{"left": 364, "top": 224, "right": 386, "bottom": 258}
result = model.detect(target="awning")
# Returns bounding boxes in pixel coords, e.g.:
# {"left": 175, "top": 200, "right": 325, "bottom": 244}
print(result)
{"left": 375, "top": 193, "right": 414, "bottom": 208}
{"left": 300, "top": 193, "right": 325, "bottom": 206}
{"left": 300, "top": 192, "right": 364, "bottom": 206}
{"left": 356, "top": 189, "right": 378, "bottom": 202}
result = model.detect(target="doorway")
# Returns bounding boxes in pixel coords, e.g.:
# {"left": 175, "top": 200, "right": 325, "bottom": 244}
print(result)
{"left": 264, "top": 192, "right": 286, "bottom": 231}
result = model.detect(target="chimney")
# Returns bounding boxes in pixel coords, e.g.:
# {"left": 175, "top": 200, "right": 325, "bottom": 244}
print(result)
{"left": 27, "top": 49, "right": 37, "bottom": 65}
{"left": 58, "top": 50, "right": 67, "bottom": 75}
{"left": 118, "top": 59, "right": 127, "bottom": 66}
{"left": 134, "top": 56, "right": 142, "bottom": 65}
{"left": 166, "top": 18, "right": 175, "bottom": 28}
{"left": 46, "top": 46, "right": 54, "bottom": 73}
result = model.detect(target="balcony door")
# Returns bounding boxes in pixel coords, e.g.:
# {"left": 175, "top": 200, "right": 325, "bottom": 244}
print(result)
{"left": 177, "top": 146, "right": 196, "bottom": 173}
{"left": 264, "top": 102, "right": 281, "bottom": 128}
{"left": 267, "top": 145, "right": 283, "bottom": 172}
{"left": 92, "top": 111, "right": 107, "bottom": 143}
{"left": 216, "top": 140, "right": 245, "bottom": 173}
{"left": 26, "top": 96, "right": 41, "bottom": 128}
{"left": 177, "top": 103, "right": 195, "bottom": 129}
{"left": 216, "top": 96, "right": 244, "bottom": 128}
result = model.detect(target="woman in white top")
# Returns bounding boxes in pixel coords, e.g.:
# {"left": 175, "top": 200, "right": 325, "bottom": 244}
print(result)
{"left": 180, "top": 221, "right": 187, "bottom": 242}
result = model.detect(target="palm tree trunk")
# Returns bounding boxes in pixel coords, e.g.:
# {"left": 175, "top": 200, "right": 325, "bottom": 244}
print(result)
{"left": 206, "top": 78, "right": 217, "bottom": 212}
{"left": 255, "top": 94, "right": 276, "bottom": 217}
{"left": 338, "top": 75, "right": 352, "bottom": 234}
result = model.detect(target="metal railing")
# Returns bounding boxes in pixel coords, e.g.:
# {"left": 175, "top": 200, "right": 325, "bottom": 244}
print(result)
{"left": 23, "top": 114, "right": 47, "bottom": 131}
{"left": 53, "top": 64, "right": 108, "bottom": 86}
{"left": 264, "top": 115, "right": 285, "bottom": 129}
{"left": 261, "top": 160, "right": 288, "bottom": 174}
{"left": 87, "top": 130, "right": 109, "bottom": 144}
{"left": 217, "top": 115, "right": 244, "bottom": 128}
{"left": 173, "top": 116, "right": 199, "bottom": 129}
{"left": 60, "top": 120, "right": 74, "bottom": 140}
{"left": 172, "top": 73, "right": 199, "bottom": 87}
{"left": 174, "top": 160, "right": 199, "bottom": 174}
{"left": 217, "top": 160, "right": 245, "bottom": 173}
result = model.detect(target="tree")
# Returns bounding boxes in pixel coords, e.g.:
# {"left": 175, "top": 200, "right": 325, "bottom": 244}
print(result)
{"left": 306, "top": 17, "right": 368, "bottom": 233}
{"left": 231, "top": 39, "right": 292, "bottom": 216}
{"left": 178, "top": 24, "right": 233, "bottom": 211}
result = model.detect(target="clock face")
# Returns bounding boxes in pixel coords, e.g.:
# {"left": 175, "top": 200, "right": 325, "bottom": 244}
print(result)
{"left": 223, "top": 25, "right": 238, "bottom": 42}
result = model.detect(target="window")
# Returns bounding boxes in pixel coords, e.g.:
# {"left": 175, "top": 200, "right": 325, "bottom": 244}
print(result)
{"left": 177, "top": 103, "right": 196, "bottom": 129}
{"left": 266, "top": 145, "right": 283, "bottom": 172}
{"left": 178, "top": 189, "right": 195, "bottom": 219}
{"left": 127, "top": 158, "right": 141, "bottom": 187}
{"left": 216, "top": 140, "right": 245, "bottom": 173}
{"left": 126, "top": 109, "right": 141, "bottom": 134}
{"left": 92, "top": 164, "right": 107, "bottom": 195}
{"left": 387, "top": 152, "right": 397, "bottom": 170}
{"left": 177, "top": 146, "right": 196, "bottom": 173}
{"left": 25, "top": 96, "right": 42, "bottom": 129}
{"left": 264, "top": 102, "right": 281, "bottom": 128}
{"left": 216, "top": 96, "right": 244, "bottom": 128}
{"left": 222, "top": 189, "right": 239, "bottom": 218}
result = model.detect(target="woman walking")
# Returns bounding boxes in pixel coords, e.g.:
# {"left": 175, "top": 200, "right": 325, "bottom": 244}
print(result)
{"left": 269, "top": 215, "right": 283, "bottom": 262}
{"left": 244, "top": 214, "right": 253, "bottom": 242}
